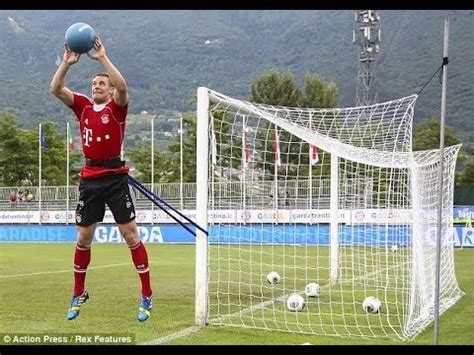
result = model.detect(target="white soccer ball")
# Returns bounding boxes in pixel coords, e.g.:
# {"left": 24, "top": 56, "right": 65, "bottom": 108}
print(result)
{"left": 287, "top": 293, "right": 305, "bottom": 312}
{"left": 304, "top": 283, "right": 321, "bottom": 297}
{"left": 362, "top": 296, "right": 381, "bottom": 314}
{"left": 266, "top": 271, "right": 281, "bottom": 284}
{"left": 391, "top": 245, "right": 399, "bottom": 252}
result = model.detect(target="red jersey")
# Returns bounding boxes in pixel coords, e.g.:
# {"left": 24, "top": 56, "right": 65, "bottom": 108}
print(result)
{"left": 69, "top": 93, "right": 130, "bottom": 179}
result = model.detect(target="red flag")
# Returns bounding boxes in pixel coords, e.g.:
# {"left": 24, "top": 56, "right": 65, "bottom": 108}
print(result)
{"left": 274, "top": 128, "right": 281, "bottom": 167}
{"left": 210, "top": 115, "right": 217, "bottom": 166}
{"left": 211, "top": 129, "right": 217, "bottom": 166}
{"left": 310, "top": 144, "right": 319, "bottom": 165}
{"left": 68, "top": 137, "right": 75, "bottom": 150}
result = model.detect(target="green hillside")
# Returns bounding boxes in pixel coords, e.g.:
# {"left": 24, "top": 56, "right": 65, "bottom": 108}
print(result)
{"left": 0, "top": 10, "right": 472, "bottom": 140}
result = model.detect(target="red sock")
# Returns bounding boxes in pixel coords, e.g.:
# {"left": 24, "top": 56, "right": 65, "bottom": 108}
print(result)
{"left": 129, "top": 241, "right": 153, "bottom": 297}
{"left": 73, "top": 244, "right": 91, "bottom": 296}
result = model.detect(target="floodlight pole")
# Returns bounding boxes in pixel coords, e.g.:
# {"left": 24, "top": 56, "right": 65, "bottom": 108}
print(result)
{"left": 354, "top": 10, "right": 381, "bottom": 106}
{"left": 434, "top": 17, "right": 449, "bottom": 346}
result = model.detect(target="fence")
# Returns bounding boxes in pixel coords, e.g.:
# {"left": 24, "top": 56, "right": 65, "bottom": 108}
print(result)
{"left": 3, "top": 180, "right": 472, "bottom": 213}
{"left": 0, "top": 179, "right": 332, "bottom": 212}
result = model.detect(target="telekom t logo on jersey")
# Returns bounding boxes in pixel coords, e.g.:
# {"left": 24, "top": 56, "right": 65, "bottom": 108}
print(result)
{"left": 83, "top": 127, "right": 93, "bottom": 147}
{"left": 82, "top": 127, "right": 111, "bottom": 146}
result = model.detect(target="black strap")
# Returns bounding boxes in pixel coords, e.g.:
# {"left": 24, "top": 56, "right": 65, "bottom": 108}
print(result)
{"left": 416, "top": 57, "right": 449, "bottom": 96}
{"left": 85, "top": 157, "right": 124, "bottom": 168}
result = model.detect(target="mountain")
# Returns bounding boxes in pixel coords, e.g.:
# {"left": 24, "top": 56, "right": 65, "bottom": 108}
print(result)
{"left": 0, "top": 10, "right": 473, "bottom": 141}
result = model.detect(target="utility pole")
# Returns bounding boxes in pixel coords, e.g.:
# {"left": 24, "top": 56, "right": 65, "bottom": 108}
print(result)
{"left": 434, "top": 17, "right": 450, "bottom": 346}
{"left": 179, "top": 114, "right": 184, "bottom": 211}
{"left": 151, "top": 115, "right": 154, "bottom": 225}
{"left": 353, "top": 10, "right": 381, "bottom": 106}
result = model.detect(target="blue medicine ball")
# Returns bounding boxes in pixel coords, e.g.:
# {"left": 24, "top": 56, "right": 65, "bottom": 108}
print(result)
{"left": 65, "top": 23, "right": 96, "bottom": 53}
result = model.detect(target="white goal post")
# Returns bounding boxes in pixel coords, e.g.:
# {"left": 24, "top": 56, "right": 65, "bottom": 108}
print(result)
{"left": 195, "top": 86, "right": 463, "bottom": 340}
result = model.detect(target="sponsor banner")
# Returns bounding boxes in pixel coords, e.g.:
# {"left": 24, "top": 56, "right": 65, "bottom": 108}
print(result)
{"left": 0, "top": 224, "right": 471, "bottom": 247}
{"left": 76, "top": 210, "right": 197, "bottom": 225}
{"left": 135, "top": 210, "right": 199, "bottom": 224}
{"left": 290, "top": 209, "right": 348, "bottom": 224}
{"left": 42, "top": 211, "right": 75, "bottom": 224}
{"left": 236, "top": 210, "right": 290, "bottom": 224}
{"left": 0, "top": 211, "right": 40, "bottom": 224}
{"left": 93, "top": 225, "right": 194, "bottom": 244}
{"left": 454, "top": 226, "right": 474, "bottom": 247}
{"left": 350, "top": 209, "right": 412, "bottom": 225}
{"left": 0, "top": 207, "right": 472, "bottom": 226}
{"left": 209, "top": 224, "right": 330, "bottom": 245}
{"left": 0, "top": 225, "right": 194, "bottom": 244}
{"left": 0, "top": 225, "right": 76, "bottom": 242}
{"left": 158, "top": 210, "right": 197, "bottom": 225}
{"left": 209, "top": 210, "right": 237, "bottom": 224}
{"left": 453, "top": 205, "right": 474, "bottom": 224}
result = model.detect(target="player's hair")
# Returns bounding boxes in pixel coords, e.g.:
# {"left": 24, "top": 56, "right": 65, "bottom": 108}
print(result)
{"left": 92, "top": 72, "right": 112, "bottom": 87}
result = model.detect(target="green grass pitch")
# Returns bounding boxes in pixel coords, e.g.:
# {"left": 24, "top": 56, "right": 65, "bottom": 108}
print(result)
{"left": 0, "top": 243, "right": 472, "bottom": 345}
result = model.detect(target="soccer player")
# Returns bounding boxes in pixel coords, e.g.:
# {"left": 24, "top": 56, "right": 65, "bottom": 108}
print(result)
{"left": 50, "top": 37, "right": 153, "bottom": 322}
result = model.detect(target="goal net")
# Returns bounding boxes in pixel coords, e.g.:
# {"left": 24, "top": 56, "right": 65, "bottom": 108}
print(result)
{"left": 194, "top": 87, "right": 463, "bottom": 340}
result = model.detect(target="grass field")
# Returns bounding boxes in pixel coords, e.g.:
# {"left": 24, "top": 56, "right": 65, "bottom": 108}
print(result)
{"left": 0, "top": 243, "right": 472, "bottom": 345}
{"left": 207, "top": 244, "right": 417, "bottom": 340}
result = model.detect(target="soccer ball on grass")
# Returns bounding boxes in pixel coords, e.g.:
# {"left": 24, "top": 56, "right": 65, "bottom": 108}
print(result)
{"left": 287, "top": 294, "right": 305, "bottom": 311}
{"left": 266, "top": 271, "right": 281, "bottom": 284}
{"left": 304, "top": 283, "right": 321, "bottom": 297}
{"left": 362, "top": 296, "right": 381, "bottom": 314}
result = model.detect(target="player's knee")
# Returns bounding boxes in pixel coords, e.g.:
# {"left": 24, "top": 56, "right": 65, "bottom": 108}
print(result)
{"left": 77, "top": 234, "right": 93, "bottom": 247}
{"left": 123, "top": 232, "right": 140, "bottom": 246}
{"left": 118, "top": 222, "right": 140, "bottom": 245}
{"left": 77, "top": 224, "right": 96, "bottom": 246}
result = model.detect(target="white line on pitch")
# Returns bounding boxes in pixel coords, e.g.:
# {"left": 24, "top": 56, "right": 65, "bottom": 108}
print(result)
{"left": 0, "top": 262, "right": 132, "bottom": 278}
{"left": 140, "top": 325, "right": 202, "bottom": 345}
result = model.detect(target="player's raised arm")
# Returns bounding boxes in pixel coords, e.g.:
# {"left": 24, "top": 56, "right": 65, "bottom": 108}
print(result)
{"left": 87, "top": 37, "right": 129, "bottom": 107}
{"left": 50, "top": 44, "right": 80, "bottom": 107}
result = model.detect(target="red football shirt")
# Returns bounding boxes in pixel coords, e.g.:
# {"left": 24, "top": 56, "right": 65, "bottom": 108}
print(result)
{"left": 69, "top": 93, "right": 130, "bottom": 179}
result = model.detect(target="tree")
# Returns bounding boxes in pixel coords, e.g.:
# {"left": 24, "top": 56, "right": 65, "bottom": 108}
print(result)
{"left": 40, "top": 122, "right": 81, "bottom": 186}
{"left": 413, "top": 117, "right": 470, "bottom": 190}
{"left": 126, "top": 141, "right": 172, "bottom": 183}
{"left": 249, "top": 69, "right": 338, "bottom": 179}
{"left": 127, "top": 115, "right": 197, "bottom": 184}
{"left": 413, "top": 117, "right": 462, "bottom": 151}
{"left": 0, "top": 113, "right": 81, "bottom": 186}
{"left": 457, "top": 163, "right": 474, "bottom": 187}
{"left": 299, "top": 73, "right": 338, "bottom": 108}
{"left": 167, "top": 115, "right": 197, "bottom": 183}
{"left": 250, "top": 69, "right": 301, "bottom": 106}
{"left": 0, "top": 113, "right": 38, "bottom": 186}
{"left": 160, "top": 70, "right": 339, "bottom": 184}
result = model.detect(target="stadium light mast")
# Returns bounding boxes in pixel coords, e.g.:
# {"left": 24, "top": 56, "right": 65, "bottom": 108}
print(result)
{"left": 353, "top": 10, "right": 381, "bottom": 106}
